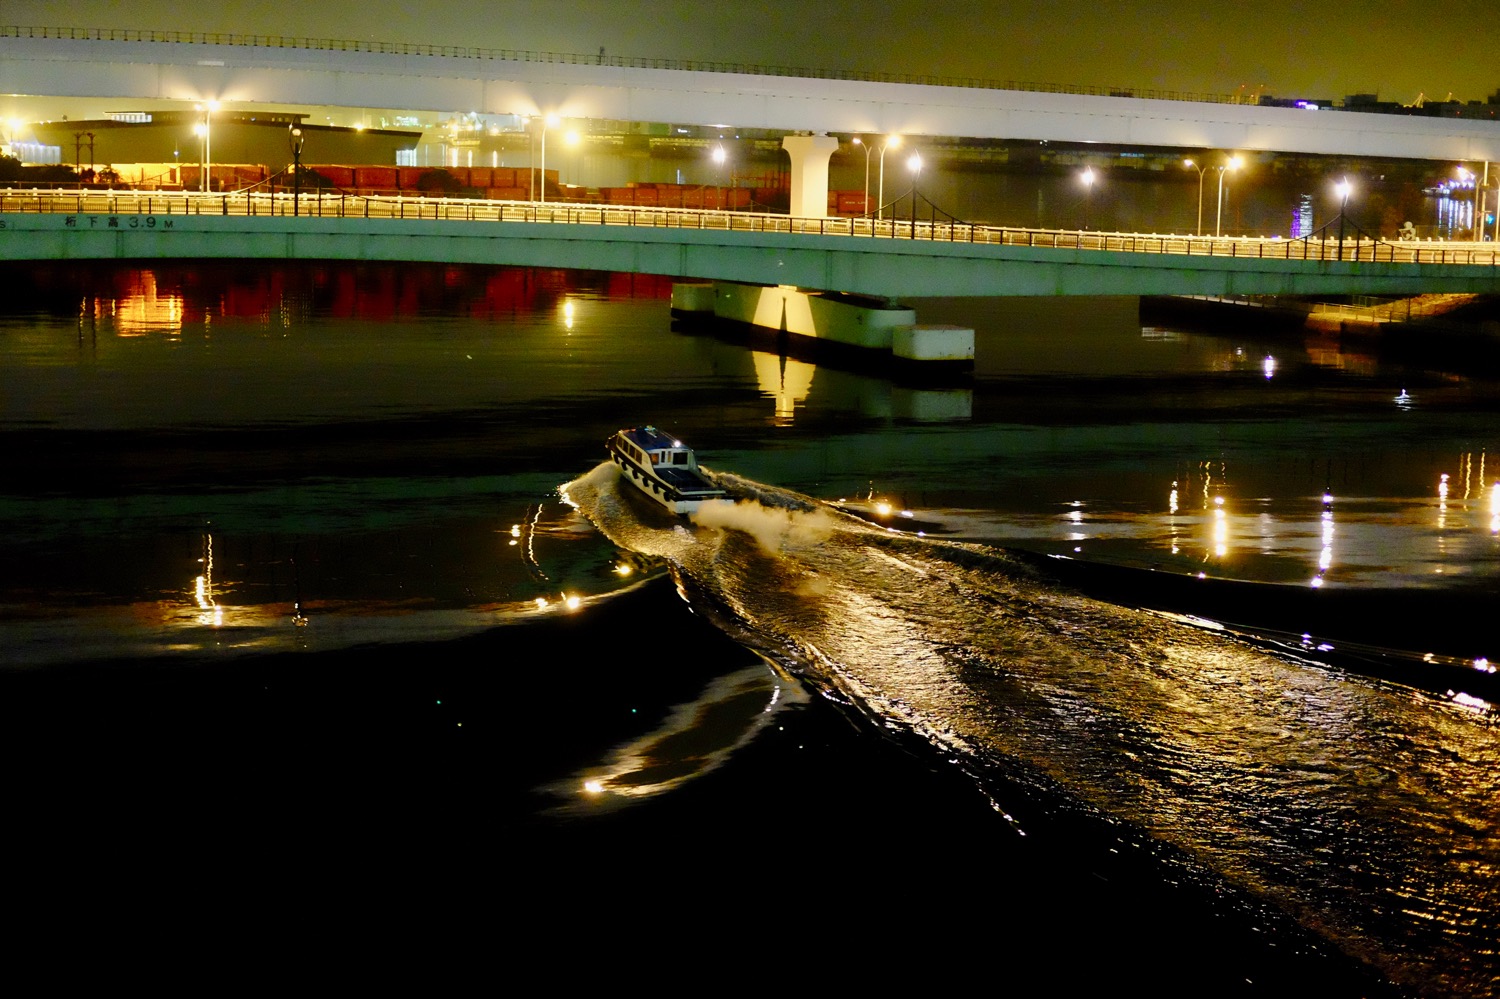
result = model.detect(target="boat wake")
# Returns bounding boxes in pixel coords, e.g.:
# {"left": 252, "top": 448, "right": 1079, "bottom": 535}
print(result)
{"left": 561, "top": 460, "right": 1500, "bottom": 997}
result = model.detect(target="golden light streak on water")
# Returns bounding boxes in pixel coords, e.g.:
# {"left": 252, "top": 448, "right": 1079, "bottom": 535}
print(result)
{"left": 1212, "top": 496, "right": 1228, "bottom": 559}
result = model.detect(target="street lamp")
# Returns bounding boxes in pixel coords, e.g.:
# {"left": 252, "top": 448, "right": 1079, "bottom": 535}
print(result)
{"left": 907, "top": 151, "right": 922, "bottom": 236}
{"left": 1081, "top": 166, "right": 1097, "bottom": 229}
{"left": 712, "top": 144, "right": 727, "bottom": 208}
{"left": 877, "top": 134, "right": 902, "bottom": 221}
{"left": 539, "top": 113, "right": 560, "bottom": 204}
{"left": 288, "top": 125, "right": 305, "bottom": 216}
{"left": 1215, "top": 155, "right": 1242, "bottom": 236}
{"left": 1335, "top": 176, "right": 1352, "bottom": 261}
{"left": 852, "top": 137, "right": 872, "bottom": 215}
{"left": 195, "top": 100, "right": 219, "bottom": 193}
{"left": 1183, "top": 158, "right": 1207, "bottom": 235}
{"left": 192, "top": 121, "right": 205, "bottom": 191}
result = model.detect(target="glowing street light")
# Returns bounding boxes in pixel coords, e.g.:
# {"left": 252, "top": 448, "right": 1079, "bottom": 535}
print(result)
{"left": 4, "top": 118, "right": 24, "bottom": 156}
{"left": 1215, "top": 155, "right": 1242, "bottom": 236}
{"left": 1335, "top": 176, "right": 1352, "bottom": 260}
{"left": 194, "top": 100, "right": 219, "bottom": 193}
{"left": 710, "top": 143, "right": 731, "bottom": 209}
{"left": 539, "top": 112, "right": 561, "bottom": 204}
{"left": 1183, "top": 158, "right": 1207, "bottom": 235}
{"left": 288, "top": 125, "right": 305, "bottom": 216}
{"left": 1080, "top": 166, "right": 1096, "bottom": 230}
{"left": 877, "top": 134, "right": 902, "bottom": 221}
{"left": 852, "top": 137, "right": 872, "bottom": 215}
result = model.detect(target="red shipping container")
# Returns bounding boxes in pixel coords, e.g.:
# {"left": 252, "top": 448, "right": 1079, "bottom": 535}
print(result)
{"left": 468, "top": 167, "right": 492, "bottom": 188}
{"left": 356, "top": 166, "right": 399, "bottom": 189}
{"left": 838, "top": 192, "right": 870, "bottom": 213}
{"left": 489, "top": 187, "right": 528, "bottom": 201}
{"left": 491, "top": 167, "right": 515, "bottom": 187}
{"left": 311, "top": 165, "right": 355, "bottom": 187}
{"left": 399, "top": 167, "right": 426, "bottom": 190}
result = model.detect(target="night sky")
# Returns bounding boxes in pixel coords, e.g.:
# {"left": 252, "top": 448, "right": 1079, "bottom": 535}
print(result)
{"left": 7, "top": 0, "right": 1500, "bottom": 105}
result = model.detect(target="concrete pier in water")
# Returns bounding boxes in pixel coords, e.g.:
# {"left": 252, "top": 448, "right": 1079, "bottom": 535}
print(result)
{"left": 671, "top": 281, "right": 975, "bottom": 371}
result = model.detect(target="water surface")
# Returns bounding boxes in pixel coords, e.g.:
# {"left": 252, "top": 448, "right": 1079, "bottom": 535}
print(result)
{"left": 2, "top": 261, "right": 1497, "bottom": 994}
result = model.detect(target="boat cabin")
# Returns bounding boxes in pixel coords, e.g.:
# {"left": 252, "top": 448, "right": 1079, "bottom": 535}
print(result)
{"left": 608, "top": 425, "right": 727, "bottom": 513}
{"left": 616, "top": 426, "right": 703, "bottom": 473}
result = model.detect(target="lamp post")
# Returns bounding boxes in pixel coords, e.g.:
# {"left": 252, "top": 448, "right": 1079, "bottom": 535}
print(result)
{"left": 1335, "top": 177, "right": 1352, "bottom": 261}
{"left": 852, "top": 137, "right": 872, "bottom": 215}
{"left": 907, "top": 151, "right": 922, "bottom": 237}
{"left": 195, "top": 100, "right": 219, "bottom": 193}
{"left": 193, "top": 120, "right": 205, "bottom": 191}
{"left": 712, "top": 144, "right": 727, "bottom": 208}
{"left": 1082, "top": 166, "right": 1096, "bottom": 230}
{"left": 539, "top": 113, "right": 560, "bottom": 204}
{"left": 1215, "top": 155, "right": 1242, "bottom": 236}
{"left": 1183, "top": 159, "right": 1207, "bottom": 235}
{"left": 288, "top": 125, "right": 305, "bottom": 216}
{"left": 877, "top": 134, "right": 902, "bottom": 221}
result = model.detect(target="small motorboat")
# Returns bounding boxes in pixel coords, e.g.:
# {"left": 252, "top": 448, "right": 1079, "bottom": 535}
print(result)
{"left": 607, "top": 426, "right": 728, "bottom": 514}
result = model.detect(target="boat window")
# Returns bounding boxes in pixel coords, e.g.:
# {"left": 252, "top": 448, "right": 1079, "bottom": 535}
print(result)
{"left": 650, "top": 452, "right": 660, "bottom": 464}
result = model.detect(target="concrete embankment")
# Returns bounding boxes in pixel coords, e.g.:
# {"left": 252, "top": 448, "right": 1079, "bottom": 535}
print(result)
{"left": 1141, "top": 292, "right": 1500, "bottom": 370}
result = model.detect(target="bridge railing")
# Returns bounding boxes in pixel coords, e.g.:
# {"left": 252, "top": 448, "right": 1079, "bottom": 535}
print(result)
{"left": 3, "top": 188, "right": 1498, "bottom": 267}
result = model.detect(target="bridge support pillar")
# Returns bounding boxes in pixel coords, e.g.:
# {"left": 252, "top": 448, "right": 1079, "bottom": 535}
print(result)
{"left": 781, "top": 134, "right": 840, "bottom": 219}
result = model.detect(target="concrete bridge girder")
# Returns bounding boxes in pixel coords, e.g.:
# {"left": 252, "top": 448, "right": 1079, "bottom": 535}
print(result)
{"left": 2, "top": 212, "right": 1497, "bottom": 300}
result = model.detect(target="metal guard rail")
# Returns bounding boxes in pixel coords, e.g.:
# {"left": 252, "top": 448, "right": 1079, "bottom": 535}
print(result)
{"left": 3, "top": 189, "right": 1498, "bottom": 266}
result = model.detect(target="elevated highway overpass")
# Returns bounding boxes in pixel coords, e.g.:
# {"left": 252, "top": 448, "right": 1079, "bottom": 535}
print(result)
{"left": 4, "top": 26, "right": 1500, "bottom": 165}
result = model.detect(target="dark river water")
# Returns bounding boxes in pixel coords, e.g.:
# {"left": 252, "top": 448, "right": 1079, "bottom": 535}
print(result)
{"left": 2, "top": 261, "right": 1497, "bottom": 993}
